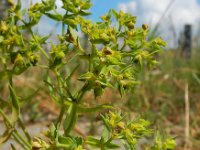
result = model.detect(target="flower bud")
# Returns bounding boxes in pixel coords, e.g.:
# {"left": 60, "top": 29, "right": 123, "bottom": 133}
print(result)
{"left": 56, "top": 51, "right": 65, "bottom": 59}
{"left": 0, "top": 21, "right": 8, "bottom": 33}
{"left": 100, "top": 15, "right": 110, "bottom": 22}
{"left": 15, "top": 53, "right": 24, "bottom": 66}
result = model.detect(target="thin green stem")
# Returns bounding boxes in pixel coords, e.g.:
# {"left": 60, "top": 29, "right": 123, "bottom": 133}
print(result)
{"left": 0, "top": 109, "right": 32, "bottom": 149}
{"left": 12, "top": 133, "right": 30, "bottom": 150}
{"left": 20, "top": 19, "right": 50, "bottom": 60}
{"left": 104, "top": 137, "right": 113, "bottom": 145}
{"left": 62, "top": 22, "right": 65, "bottom": 36}
{"left": 14, "top": 131, "right": 31, "bottom": 149}
{"left": 54, "top": 69, "right": 74, "bottom": 100}
{"left": 77, "top": 83, "right": 89, "bottom": 103}
{"left": 55, "top": 69, "right": 64, "bottom": 95}
{"left": 29, "top": 26, "right": 49, "bottom": 60}
{"left": 18, "top": 118, "right": 32, "bottom": 143}
{"left": 56, "top": 105, "right": 65, "bottom": 129}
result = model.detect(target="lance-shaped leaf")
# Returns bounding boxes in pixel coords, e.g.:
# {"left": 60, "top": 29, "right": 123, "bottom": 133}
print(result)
{"left": 78, "top": 72, "right": 95, "bottom": 81}
{"left": 44, "top": 13, "right": 63, "bottom": 21}
{"left": 105, "top": 142, "right": 121, "bottom": 149}
{"left": 65, "top": 64, "right": 79, "bottom": 83}
{"left": 63, "top": 103, "right": 77, "bottom": 135}
{"left": 10, "top": 144, "right": 17, "bottom": 150}
{"left": 86, "top": 136, "right": 101, "bottom": 147}
{"left": 0, "top": 129, "right": 13, "bottom": 144}
{"left": 39, "top": 34, "right": 52, "bottom": 44}
{"left": 79, "top": 10, "right": 91, "bottom": 16}
{"left": 9, "top": 84, "right": 20, "bottom": 123}
{"left": 0, "top": 97, "right": 8, "bottom": 109}
{"left": 100, "top": 114, "right": 111, "bottom": 132}
{"left": 77, "top": 104, "right": 113, "bottom": 113}
{"left": 15, "top": 0, "right": 22, "bottom": 11}
{"left": 58, "top": 136, "right": 73, "bottom": 147}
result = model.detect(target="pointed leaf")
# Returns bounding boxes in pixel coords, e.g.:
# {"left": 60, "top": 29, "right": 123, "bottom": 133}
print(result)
{"left": 105, "top": 142, "right": 121, "bottom": 149}
{"left": 15, "top": 0, "right": 22, "bottom": 11}
{"left": 77, "top": 104, "right": 113, "bottom": 113}
{"left": 63, "top": 103, "right": 77, "bottom": 135}
{"left": 10, "top": 144, "right": 17, "bottom": 150}
{"left": 9, "top": 85, "right": 20, "bottom": 123}
{"left": 86, "top": 136, "right": 100, "bottom": 147}
{"left": 0, "top": 129, "right": 13, "bottom": 144}
{"left": 44, "top": 13, "right": 63, "bottom": 21}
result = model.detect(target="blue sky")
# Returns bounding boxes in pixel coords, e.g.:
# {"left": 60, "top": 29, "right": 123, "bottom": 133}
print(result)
{"left": 90, "top": 0, "right": 200, "bottom": 21}
{"left": 90, "top": 0, "right": 123, "bottom": 21}
{"left": 31, "top": 0, "right": 200, "bottom": 47}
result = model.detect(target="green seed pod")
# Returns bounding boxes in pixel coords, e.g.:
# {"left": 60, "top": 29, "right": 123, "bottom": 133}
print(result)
{"left": 8, "top": 0, "right": 15, "bottom": 7}
{"left": 94, "top": 80, "right": 101, "bottom": 87}
{"left": 127, "top": 21, "right": 135, "bottom": 29}
{"left": 142, "top": 24, "right": 149, "bottom": 30}
{"left": 102, "top": 47, "right": 112, "bottom": 55}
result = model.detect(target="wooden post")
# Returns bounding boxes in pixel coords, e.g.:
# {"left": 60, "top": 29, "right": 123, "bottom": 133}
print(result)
{"left": 182, "top": 24, "right": 192, "bottom": 58}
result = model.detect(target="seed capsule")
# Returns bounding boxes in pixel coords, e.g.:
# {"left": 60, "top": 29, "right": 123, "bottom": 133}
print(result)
{"left": 102, "top": 47, "right": 112, "bottom": 55}
{"left": 127, "top": 21, "right": 135, "bottom": 29}
{"left": 142, "top": 24, "right": 149, "bottom": 30}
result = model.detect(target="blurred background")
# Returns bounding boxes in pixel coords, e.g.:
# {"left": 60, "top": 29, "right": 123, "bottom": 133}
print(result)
{"left": 0, "top": 0, "right": 200, "bottom": 149}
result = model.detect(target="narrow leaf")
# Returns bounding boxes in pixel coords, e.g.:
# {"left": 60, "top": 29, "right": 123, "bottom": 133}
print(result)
{"left": 77, "top": 104, "right": 113, "bottom": 113}
{"left": 9, "top": 85, "right": 20, "bottom": 123}
{"left": 63, "top": 103, "right": 77, "bottom": 135}
{"left": 0, "top": 129, "right": 13, "bottom": 144}
{"left": 44, "top": 13, "right": 63, "bottom": 21}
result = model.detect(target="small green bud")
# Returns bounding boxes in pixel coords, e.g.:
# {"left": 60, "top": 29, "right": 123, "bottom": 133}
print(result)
{"left": 58, "top": 51, "right": 65, "bottom": 59}
{"left": 100, "top": 15, "right": 110, "bottom": 22}
{"left": 28, "top": 53, "right": 40, "bottom": 66}
{"left": 15, "top": 53, "right": 24, "bottom": 66}
{"left": 164, "top": 138, "right": 176, "bottom": 149}
{"left": 119, "top": 11, "right": 125, "bottom": 18}
{"left": 100, "top": 33, "right": 109, "bottom": 42}
{"left": 0, "top": 21, "right": 8, "bottom": 33}
{"left": 58, "top": 35, "right": 65, "bottom": 43}
{"left": 80, "top": 1, "right": 91, "bottom": 10}
{"left": 127, "top": 30, "right": 135, "bottom": 37}
{"left": 117, "top": 121, "right": 125, "bottom": 130}
{"left": 154, "top": 37, "right": 166, "bottom": 47}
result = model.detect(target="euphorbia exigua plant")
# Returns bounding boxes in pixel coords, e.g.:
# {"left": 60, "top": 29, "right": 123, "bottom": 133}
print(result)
{"left": 0, "top": 0, "right": 175, "bottom": 149}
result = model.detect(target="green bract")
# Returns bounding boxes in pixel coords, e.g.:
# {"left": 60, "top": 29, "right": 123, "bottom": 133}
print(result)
{"left": 0, "top": 0, "right": 174, "bottom": 150}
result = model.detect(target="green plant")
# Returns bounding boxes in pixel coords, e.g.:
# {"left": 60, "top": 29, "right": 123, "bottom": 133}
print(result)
{"left": 0, "top": 0, "right": 175, "bottom": 149}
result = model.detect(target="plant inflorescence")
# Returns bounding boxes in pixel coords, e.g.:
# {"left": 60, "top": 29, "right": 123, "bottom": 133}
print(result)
{"left": 0, "top": 0, "right": 175, "bottom": 149}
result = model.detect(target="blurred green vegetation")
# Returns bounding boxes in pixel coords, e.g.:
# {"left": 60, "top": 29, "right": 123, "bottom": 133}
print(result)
{"left": 125, "top": 48, "right": 200, "bottom": 149}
